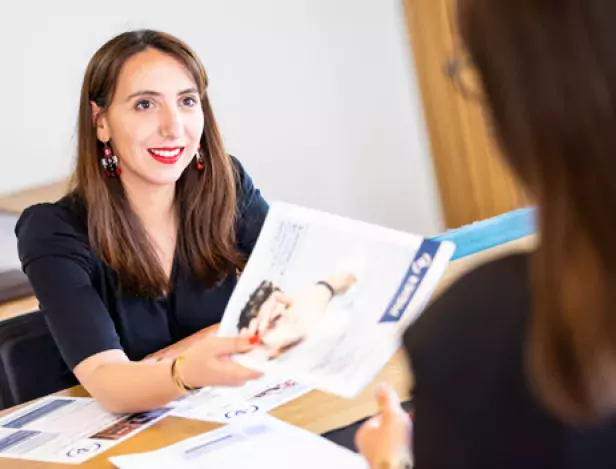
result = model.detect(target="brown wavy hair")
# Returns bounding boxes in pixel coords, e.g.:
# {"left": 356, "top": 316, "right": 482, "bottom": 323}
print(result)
{"left": 459, "top": 1, "right": 616, "bottom": 421}
{"left": 70, "top": 30, "right": 242, "bottom": 297}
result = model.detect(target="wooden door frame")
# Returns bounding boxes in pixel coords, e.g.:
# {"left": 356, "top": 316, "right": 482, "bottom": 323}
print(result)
{"left": 402, "top": 0, "right": 526, "bottom": 228}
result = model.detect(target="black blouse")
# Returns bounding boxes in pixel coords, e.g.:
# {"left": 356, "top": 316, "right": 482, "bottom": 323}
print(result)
{"left": 15, "top": 158, "right": 268, "bottom": 370}
{"left": 405, "top": 254, "right": 616, "bottom": 469}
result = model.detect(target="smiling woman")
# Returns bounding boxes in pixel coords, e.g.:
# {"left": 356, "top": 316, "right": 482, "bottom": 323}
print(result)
{"left": 14, "top": 30, "right": 270, "bottom": 414}
{"left": 92, "top": 47, "right": 205, "bottom": 189}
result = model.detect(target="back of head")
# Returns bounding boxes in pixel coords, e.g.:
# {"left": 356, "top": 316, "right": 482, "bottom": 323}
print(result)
{"left": 458, "top": 0, "right": 616, "bottom": 422}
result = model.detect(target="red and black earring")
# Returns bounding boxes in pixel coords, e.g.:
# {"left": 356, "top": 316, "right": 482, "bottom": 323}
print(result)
{"left": 101, "top": 142, "right": 121, "bottom": 178}
{"left": 195, "top": 144, "right": 205, "bottom": 171}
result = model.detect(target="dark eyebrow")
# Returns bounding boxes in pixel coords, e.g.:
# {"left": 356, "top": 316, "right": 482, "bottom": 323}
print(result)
{"left": 178, "top": 88, "right": 199, "bottom": 96}
{"left": 126, "top": 90, "right": 160, "bottom": 101}
{"left": 126, "top": 88, "right": 199, "bottom": 101}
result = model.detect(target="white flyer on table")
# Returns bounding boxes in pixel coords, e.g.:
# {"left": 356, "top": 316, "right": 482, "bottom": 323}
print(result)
{"left": 0, "top": 396, "right": 170, "bottom": 464}
{"left": 110, "top": 414, "right": 367, "bottom": 469}
{"left": 170, "top": 376, "right": 312, "bottom": 423}
{"left": 219, "top": 202, "right": 455, "bottom": 397}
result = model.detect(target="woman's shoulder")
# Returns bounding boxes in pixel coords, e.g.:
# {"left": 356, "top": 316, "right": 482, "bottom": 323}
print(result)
{"left": 404, "top": 253, "right": 531, "bottom": 377}
{"left": 229, "top": 154, "right": 268, "bottom": 213}
{"left": 16, "top": 193, "right": 92, "bottom": 267}
{"left": 16, "top": 192, "right": 87, "bottom": 235}
{"left": 230, "top": 155, "right": 254, "bottom": 195}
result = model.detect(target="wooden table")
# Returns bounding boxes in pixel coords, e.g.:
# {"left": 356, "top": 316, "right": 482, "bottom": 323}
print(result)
{"left": 0, "top": 235, "right": 536, "bottom": 468}
{"left": 0, "top": 351, "right": 412, "bottom": 469}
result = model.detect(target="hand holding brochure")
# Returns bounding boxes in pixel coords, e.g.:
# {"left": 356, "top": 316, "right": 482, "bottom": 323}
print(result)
{"left": 219, "top": 202, "right": 455, "bottom": 397}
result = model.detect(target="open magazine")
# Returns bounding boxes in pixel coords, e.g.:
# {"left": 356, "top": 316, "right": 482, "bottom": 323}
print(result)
{"left": 219, "top": 202, "right": 455, "bottom": 398}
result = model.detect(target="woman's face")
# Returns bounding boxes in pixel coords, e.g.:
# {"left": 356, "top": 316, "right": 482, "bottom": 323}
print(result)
{"left": 93, "top": 48, "right": 204, "bottom": 188}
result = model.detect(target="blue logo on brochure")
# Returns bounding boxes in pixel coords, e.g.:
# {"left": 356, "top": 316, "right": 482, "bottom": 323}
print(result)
{"left": 379, "top": 240, "right": 440, "bottom": 323}
{"left": 224, "top": 405, "right": 259, "bottom": 420}
{"left": 66, "top": 442, "right": 102, "bottom": 458}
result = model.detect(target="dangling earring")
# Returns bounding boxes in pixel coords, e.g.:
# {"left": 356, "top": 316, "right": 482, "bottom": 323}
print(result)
{"left": 195, "top": 144, "right": 205, "bottom": 171}
{"left": 101, "top": 142, "right": 121, "bottom": 178}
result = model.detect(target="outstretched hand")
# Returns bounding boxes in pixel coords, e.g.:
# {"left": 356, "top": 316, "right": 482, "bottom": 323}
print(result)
{"left": 355, "top": 384, "right": 412, "bottom": 468}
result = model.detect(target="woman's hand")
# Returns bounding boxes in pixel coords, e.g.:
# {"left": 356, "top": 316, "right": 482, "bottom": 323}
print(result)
{"left": 355, "top": 384, "right": 413, "bottom": 469}
{"left": 181, "top": 335, "right": 262, "bottom": 388}
{"left": 142, "top": 323, "right": 220, "bottom": 363}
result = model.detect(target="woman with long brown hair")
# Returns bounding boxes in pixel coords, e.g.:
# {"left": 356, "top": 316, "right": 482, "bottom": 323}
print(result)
{"left": 356, "top": 1, "right": 616, "bottom": 468}
{"left": 16, "top": 30, "right": 267, "bottom": 413}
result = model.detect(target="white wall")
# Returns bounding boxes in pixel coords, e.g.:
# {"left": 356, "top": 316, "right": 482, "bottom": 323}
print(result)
{"left": 0, "top": 0, "right": 444, "bottom": 235}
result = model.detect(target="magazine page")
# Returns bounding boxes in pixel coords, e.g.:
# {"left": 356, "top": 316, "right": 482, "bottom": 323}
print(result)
{"left": 219, "top": 202, "right": 455, "bottom": 397}
{"left": 0, "top": 396, "right": 170, "bottom": 464}
{"left": 110, "top": 414, "right": 367, "bottom": 469}
{"left": 169, "top": 376, "right": 312, "bottom": 423}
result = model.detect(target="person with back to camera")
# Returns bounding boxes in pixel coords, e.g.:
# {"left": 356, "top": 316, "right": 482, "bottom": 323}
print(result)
{"left": 16, "top": 30, "right": 272, "bottom": 413}
{"left": 355, "top": 1, "right": 616, "bottom": 468}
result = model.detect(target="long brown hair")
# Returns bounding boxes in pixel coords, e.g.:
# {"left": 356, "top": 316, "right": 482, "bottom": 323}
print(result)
{"left": 458, "top": 1, "right": 616, "bottom": 421}
{"left": 71, "top": 30, "right": 242, "bottom": 297}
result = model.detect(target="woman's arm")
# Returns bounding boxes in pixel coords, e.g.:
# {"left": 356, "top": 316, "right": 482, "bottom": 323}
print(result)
{"left": 75, "top": 334, "right": 259, "bottom": 414}
{"left": 282, "top": 270, "right": 359, "bottom": 331}
{"left": 75, "top": 350, "right": 182, "bottom": 413}
{"left": 21, "top": 246, "right": 258, "bottom": 414}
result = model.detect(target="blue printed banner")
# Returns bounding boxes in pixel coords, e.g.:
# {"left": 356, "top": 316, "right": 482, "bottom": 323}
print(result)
{"left": 0, "top": 430, "right": 39, "bottom": 453}
{"left": 379, "top": 240, "right": 440, "bottom": 323}
{"left": 2, "top": 399, "right": 74, "bottom": 430}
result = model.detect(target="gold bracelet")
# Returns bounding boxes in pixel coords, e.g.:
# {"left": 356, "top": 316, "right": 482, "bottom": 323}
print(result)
{"left": 171, "top": 355, "right": 197, "bottom": 393}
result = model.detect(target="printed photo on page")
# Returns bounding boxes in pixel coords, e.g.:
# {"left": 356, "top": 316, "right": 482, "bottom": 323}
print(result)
{"left": 219, "top": 202, "right": 455, "bottom": 397}
{"left": 0, "top": 396, "right": 170, "bottom": 464}
{"left": 170, "top": 376, "right": 312, "bottom": 423}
